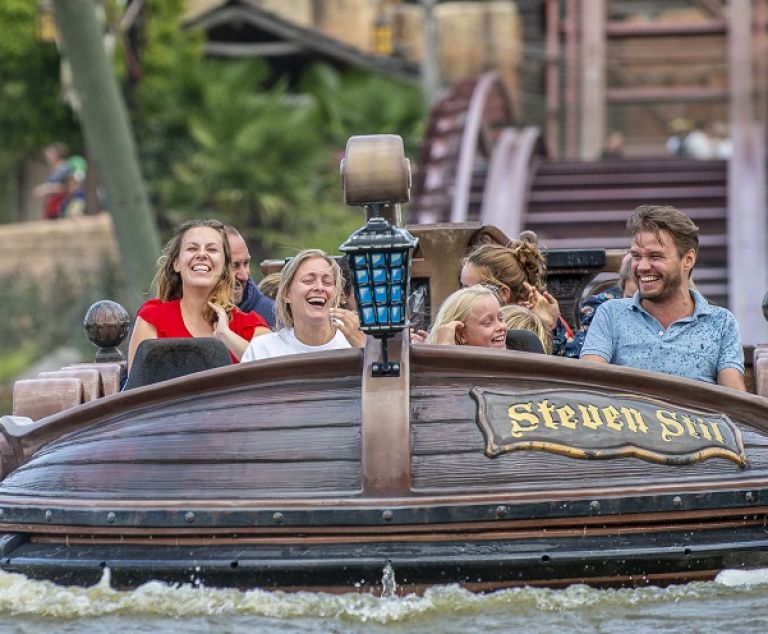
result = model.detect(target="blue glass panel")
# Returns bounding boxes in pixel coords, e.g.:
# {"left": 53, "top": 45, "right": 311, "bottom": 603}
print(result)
{"left": 361, "top": 306, "right": 376, "bottom": 325}
{"left": 370, "top": 253, "right": 386, "bottom": 267}
{"left": 354, "top": 255, "right": 367, "bottom": 268}
{"left": 358, "top": 286, "right": 373, "bottom": 306}
{"left": 390, "top": 285, "right": 402, "bottom": 303}
{"left": 355, "top": 268, "right": 369, "bottom": 285}
{"left": 390, "top": 267, "right": 403, "bottom": 282}
{"left": 374, "top": 286, "right": 388, "bottom": 303}
{"left": 391, "top": 305, "right": 403, "bottom": 324}
{"left": 372, "top": 268, "right": 387, "bottom": 283}
{"left": 389, "top": 252, "right": 403, "bottom": 266}
{"left": 376, "top": 306, "right": 389, "bottom": 323}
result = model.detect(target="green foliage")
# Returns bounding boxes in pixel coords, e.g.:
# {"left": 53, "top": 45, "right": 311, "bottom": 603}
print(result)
{"left": 0, "top": 0, "right": 80, "bottom": 170}
{"left": 300, "top": 63, "right": 426, "bottom": 157}
{"left": 132, "top": 0, "right": 206, "bottom": 205}
{"left": 139, "top": 59, "right": 425, "bottom": 260}
{"left": 0, "top": 263, "right": 124, "bottom": 414}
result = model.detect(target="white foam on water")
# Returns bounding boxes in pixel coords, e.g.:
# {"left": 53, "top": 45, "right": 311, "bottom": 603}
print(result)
{"left": 0, "top": 569, "right": 741, "bottom": 623}
{"left": 715, "top": 568, "right": 768, "bottom": 588}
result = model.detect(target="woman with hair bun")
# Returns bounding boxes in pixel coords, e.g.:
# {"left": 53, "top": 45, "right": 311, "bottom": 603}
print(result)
{"left": 459, "top": 236, "right": 576, "bottom": 356}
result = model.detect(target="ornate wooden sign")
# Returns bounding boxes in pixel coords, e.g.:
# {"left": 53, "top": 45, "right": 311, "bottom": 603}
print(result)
{"left": 471, "top": 388, "right": 747, "bottom": 468}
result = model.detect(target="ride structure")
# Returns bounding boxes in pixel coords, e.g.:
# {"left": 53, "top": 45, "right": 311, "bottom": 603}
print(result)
{"left": 2, "top": 136, "right": 768, "bottom": 594}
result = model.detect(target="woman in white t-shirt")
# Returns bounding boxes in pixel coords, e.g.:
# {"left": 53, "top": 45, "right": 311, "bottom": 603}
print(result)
{"left": 241, "top": 249, "right": 364, "bottom": 362}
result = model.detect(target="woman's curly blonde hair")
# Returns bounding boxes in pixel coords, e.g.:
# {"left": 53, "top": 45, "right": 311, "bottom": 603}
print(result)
{"left": 152, "top": 219, "right": 235, "bottom": 326}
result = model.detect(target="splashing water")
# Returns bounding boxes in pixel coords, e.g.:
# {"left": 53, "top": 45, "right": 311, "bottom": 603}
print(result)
{"left": 381, "top": 560, "right": 397, "bottom": 598}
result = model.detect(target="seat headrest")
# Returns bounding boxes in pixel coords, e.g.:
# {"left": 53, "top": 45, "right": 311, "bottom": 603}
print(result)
{"left": 123, "top": 337, "right": 232, "bottom": 390}
{"left": 505, "top": 329, "right": 545, "bottom": 354}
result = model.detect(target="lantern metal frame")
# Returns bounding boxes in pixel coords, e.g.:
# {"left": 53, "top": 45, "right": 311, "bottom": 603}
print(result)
{"left": 340, "top": 207, "right": 418, "bottom": 377}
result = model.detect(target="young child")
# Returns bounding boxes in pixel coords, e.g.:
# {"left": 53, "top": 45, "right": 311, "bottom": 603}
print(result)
{"left": 425, "top": 285, "right": 507, "bottom": 348}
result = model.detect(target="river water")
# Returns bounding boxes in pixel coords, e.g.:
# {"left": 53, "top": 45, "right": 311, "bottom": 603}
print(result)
{"left": 1, "top": 568, "right": 768, "bottom": 633}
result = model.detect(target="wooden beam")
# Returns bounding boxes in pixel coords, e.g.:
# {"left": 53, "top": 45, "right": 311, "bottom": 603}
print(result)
{"left": 727, "top": 0, "right": 768, "bottom": 343}
{"left": 545, "top": 0, "right": 560, "bottom": 158}
{"left": 579, "top": 0, "right": 606, "bottom": 159}
{"left": 563, "top": 0, "right": 579, "bottom": 158}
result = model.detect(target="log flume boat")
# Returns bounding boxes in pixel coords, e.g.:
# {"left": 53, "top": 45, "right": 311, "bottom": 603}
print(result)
{"left": 2, "top": 136, "right": 768, "bottom": 595}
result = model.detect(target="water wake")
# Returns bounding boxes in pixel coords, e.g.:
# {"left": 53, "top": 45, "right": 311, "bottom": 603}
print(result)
{"left": 0, "top": 568, "right": 761, "bottom": 623}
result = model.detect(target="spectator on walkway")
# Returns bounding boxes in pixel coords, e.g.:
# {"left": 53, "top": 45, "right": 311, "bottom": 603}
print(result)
{"left": 33, "top": 143, "right": 71, "bottom": 220}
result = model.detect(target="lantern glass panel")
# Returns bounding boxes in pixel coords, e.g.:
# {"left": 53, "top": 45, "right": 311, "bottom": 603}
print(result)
{"left": 361, "top": 306, "right": 376, "bottom": 325}
{"left": 390, "top": 252, "right": 403, "bottom": 266}
{"left": 390, "top": 285, "right": 402, "bottom": 303}
{"left": 372, "top": 267, "right": 387, "bottom": 283}
{"left": 391, "top": 267, "right": 404, "bottom": 283}
{"left": 374, "top": 286, "right": 388, "bottom": 303}
{"left": 377, "top": 306, "right": 389, "bottom": 322}
{"left": 358, "top": 286, "right": 373, "bottom": 306}
{"left": 391, "top": 305, "right": 403, "bottom": 323}
{"left": 355, "top": 268, "right": 369, "bottom": 285}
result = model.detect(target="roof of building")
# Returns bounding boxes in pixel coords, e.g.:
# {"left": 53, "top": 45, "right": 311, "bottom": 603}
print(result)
{"left": 183, "top": 0, "right": 420, "bottom": 83}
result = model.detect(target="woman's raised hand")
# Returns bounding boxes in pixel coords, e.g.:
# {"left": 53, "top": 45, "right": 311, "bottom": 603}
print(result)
{"left": 208, "top": 301, "right": 231, "bottom": 339}
{"left": 433, "top": 320, "right": 464, "bottom": 345}
{"left": 521, "top": 282, "right": 560, "bottom": 330}
{"left": 330, "top": 307, "right": 365, "bottom": 347}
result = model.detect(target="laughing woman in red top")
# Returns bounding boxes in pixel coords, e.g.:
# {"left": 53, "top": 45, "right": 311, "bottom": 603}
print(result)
{"left": 127, "top": 219, "right": 270, "bottom": 371}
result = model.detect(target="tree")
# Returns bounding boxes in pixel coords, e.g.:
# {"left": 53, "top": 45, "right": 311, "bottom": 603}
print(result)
{"left": 0, "top": 0, "right": 81, "bottom": 220}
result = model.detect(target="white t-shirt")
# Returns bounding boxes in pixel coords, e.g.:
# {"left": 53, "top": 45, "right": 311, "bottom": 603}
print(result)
{"left": 241, "top": 328, "right": 351, "bottom": 362}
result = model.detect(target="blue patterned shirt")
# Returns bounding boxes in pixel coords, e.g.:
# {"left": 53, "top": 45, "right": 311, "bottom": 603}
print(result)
{"left": 579, "top": 289, "right": 744, "bottom": 384}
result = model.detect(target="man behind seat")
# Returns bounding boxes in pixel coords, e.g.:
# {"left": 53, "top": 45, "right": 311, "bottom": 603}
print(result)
{"left": 224, "top": 225, "right": 276, "bottom": 329}
{"left": 580, "top": 205, "right": 746, "bottom": 391}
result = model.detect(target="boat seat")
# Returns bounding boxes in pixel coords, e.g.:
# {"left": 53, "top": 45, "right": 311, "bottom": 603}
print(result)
{"left": 38, "top": 368, "right": 103, "bottom": 402}
{"left": 12, "top": 378, "right": 84, "bottom": 420}
{"left": 123, "top": 337, "right": 232, "bottom": 390}
{"left": 505, "top": 329, "right": 545, "bottom": 354}
{"left": 754, "top": 345, "right": 768, "bottom": 397}
{"left": 63, "top": 362, "right": 124, "bottom": 396}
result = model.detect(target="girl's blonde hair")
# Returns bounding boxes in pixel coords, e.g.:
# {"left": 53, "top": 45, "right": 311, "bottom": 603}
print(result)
{"left": 152, "top": 219, "right": 234, "bottom": 326}
{"left": 275, "top": 249, "right": 343, "bottom": 329}
{"left": 462, "top": 238, "right": 546, "bottom": 304}
{"left": 425, "top": 285, "right": 499, "bottom": 344}
{"left": 501, "top": 305, "right": 552, "bottom": 353}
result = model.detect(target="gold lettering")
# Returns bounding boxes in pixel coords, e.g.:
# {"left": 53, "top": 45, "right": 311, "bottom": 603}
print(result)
{"left": 556, "top": 404, "right": 577, "bottom": 429}
{"left": 696, "top": 416, "right": 712, "bottom": 441}
{"left": 578, "top": 404, "right": 603, "bottom": 430}
{"left": 681, "top": 415, "right": 700, "bottom": 438}
{"left": 537, "top": 399, "right": 558, "bottom": 430}
{"left": 710, "top": 421, "right": 725, "bottom": 444}
{"left": 508, "top": 402, "right": 539, "bottom": 438}
{"left": 602, "top": 405, "right": 623, "bottom": 432}
{"left": 657, "top": 409, "right": 685, "bottom": 442}
{"left": 621, "top": 407, "right": 648, "bottom": 433}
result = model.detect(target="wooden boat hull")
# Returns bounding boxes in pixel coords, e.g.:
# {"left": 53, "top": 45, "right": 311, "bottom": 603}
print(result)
{"left": 6, "top": 524, "right": 768, "bottom": 592}
{"left": 3, "top": 345, "right": 768, "bottom": 592}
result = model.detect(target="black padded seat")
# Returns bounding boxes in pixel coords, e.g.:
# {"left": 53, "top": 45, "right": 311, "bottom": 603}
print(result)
{"left": 505, "top": 329, "right": 545, "bottom": 354}
{"left": 123, "top": 337, "right": 232, "bottom": 390}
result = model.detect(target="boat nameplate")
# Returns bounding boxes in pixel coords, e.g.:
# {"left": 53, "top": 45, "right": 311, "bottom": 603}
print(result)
{"left": 471, "top": 388, "right": 747, "bottom": 468}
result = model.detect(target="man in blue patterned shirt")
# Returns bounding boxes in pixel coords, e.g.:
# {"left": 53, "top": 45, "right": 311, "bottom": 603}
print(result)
{"left": 580, "top": 205, "right": 746, "bottom": 391}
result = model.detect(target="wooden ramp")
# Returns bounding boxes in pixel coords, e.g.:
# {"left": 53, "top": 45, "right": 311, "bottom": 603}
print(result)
{"left": 409, "top": 73, "right": 731, "bottom": 309}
